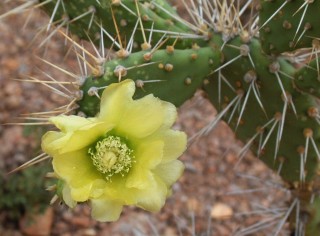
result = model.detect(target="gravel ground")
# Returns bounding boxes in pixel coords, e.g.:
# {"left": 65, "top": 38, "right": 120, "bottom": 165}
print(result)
{"left": 0, "top": 2, "right": 290, "bottom": 235}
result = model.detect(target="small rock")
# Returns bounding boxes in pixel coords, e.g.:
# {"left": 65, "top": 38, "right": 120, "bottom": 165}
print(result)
{"left": 187, "top": 198, "right": 200, "bottom": 212}
{"left": 164, "top": 227, "right": 178, "bottom": 236}
{"left": 210, "top": 203, "right": 233, "bottom": 220}
{"left": 82, "top": 228, "right": 97, "bottom": 236}
{"left": 70, "top": 216, "right": 91, "bottom": 228}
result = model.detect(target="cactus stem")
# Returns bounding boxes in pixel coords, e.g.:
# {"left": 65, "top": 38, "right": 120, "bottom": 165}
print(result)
{"left": 144, "top": 28, "right": 204, "bottom": 39}
{"left": 227, "top": 91, "right": 245, "bottom": 124}
{"left": 214, "top": 54, "right": 242, "bottom": 73}
{"left": 258, "top": 116, "right": 280, "bottom": 158}
{"left": 275, "top": 106, "right": 288, "bottom": 152}
{"left": 303, "top": 129, "right": 320, "bottom": 162}
{"left": 127, "top": 20, "right": 141, "bottom": 52}
{"left": 237, "top": 128, "right": 263, "bottom": 162}
{"left": 133, "top": 0, "right": 148, "bottom": 47}
{"left": 300, "top": 152, "right": 306, "bottom": 183}
{"left": 188, "top": 94, "right": 241, "bottom": 144}
{"left": 307, "top": 107, "right": 320, "bottom": 125}
{"left": 274, "top": 71, "right": 289, "bottom": 102}
{"left": 116, "top": 1, "right": 136, "bottom": 16}
{"left": 245, "top": 81, "right": 266, "bottom": 122}
{"left": 110, "top": 6, "right": 125, "bottom": 52}
{"left": 277, "top": 157, "right": 285, "bottom": 175}
{"left": 99, "top": 22, "right": 122, "bottom": 50}
{"left": 244, "top": 71, "right": 266, "bottom": 116}
{"left": 294, "top": 23, "right": 312, "bottom": 47}
{"left": 85, "top": 33, "right": 106, "bottom": 64}
{"left": 87, "top": 87, "right": 101, "bottom": 98}
{"left": 135, "top": 79, "right": 164, "bottom": 90}
{"left": 152, "top": 1, "right": 199, "bottom": 32}
{"left": 293, "top": 3, "right": 309, "bottom": 43}
{"left": 217, "top": 71, "right": 236, "bottom": 106}
{"left": 68, "top": 5, "right": 96, "bottom": 28}
{"left": 259, "top": 0, "right": 288, "bottom": 31}
{"left": 236, "top": 86, "right": 252, "bottom": 130}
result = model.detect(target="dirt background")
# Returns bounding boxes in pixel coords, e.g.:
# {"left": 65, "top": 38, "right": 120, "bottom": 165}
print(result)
{"left": 0, "top": 1, "right": 290, "bottom": 235}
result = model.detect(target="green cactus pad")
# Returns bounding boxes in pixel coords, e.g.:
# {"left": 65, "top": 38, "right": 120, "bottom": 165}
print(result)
{"left": 295, "top": 57, "right": 320, "bottom": 98}
{"left": 39, "top": 0, "right": 195, "bottom": 50}
{"left": 204, "top": 35, "right": 320, "bottom": 183}
{"left": 305, "top": 195, "right": 320, "bottom": 235}
{"left": 259, "top": 0, "right": 320, "bottom": 55}
{"left": 77, "top": 46, "right": 221, "bottom": 117}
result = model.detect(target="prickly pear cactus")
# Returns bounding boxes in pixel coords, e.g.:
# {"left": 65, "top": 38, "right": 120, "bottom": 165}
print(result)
{"left": 259, "top": 0, "right": 320, "bottom": 55}
{"left": 3, "top": 0, "right": 320, "bottom": 234}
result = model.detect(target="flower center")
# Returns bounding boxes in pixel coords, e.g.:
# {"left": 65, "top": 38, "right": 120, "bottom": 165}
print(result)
{"left": 88, "top": 136, "right": 135, "bottom": 180}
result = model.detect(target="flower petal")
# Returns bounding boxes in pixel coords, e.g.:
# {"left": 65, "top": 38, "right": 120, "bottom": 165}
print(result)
{"left": 52, "top": 150, "right": 103, "bottom": 201}
{"left": 158, "top": 100, "right": 177, "bottom": 130}
{"left": 41, "top": 131, "right": 69, "bottom": 156}
{"left": 135, "top": 176, "right": 168, "bottom": 212}
{"left": 99, "top": 79, "right": 135, "bottom": 123}
{"left": 58, "top": 122, "right": 113, "bottom": 154}
{"left": 70, "top": 184, "right": 93, "bottom": 202}
{"left": 114, "top": 95, "right": 168, "bottom": 138}
{"left": 62, "top": 183, "right": 77, "bottom": 208}
{"left": 49, "top": 115, "right": 97, "bottom": 132}
{"left": 105, "top": 175, "right": 167, "bottom": 212}
{"left": 42, "top": 122, "right": 114, "bottom": 155}
{"left": 91, "top": 198, "right": 123, "bottom": 222}
{"left": 153, "top": 160, "right": 184, "bottom": 187}
{"left": 99, "top": 80, "right": 177, "bottom": 139}
{"left": 125, "top": 140, "right": 163, "bottom": 189}
{"left": 147, "top": 130, "right": 187, "bottom": 163}
{"left": 70, "top": 179, "right": 106, "bottom": 202}
{"left": 161, "top": 130, "right": 187, "bottom": 162}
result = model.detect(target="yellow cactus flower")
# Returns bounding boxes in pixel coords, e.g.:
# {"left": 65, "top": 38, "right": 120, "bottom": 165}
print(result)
{"left": 42, "top": 79, "right": 187, "bottom": 222}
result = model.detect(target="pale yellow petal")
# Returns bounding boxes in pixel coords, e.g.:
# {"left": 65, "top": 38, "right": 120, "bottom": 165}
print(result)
{"left": 147, "top": 130, "right": 187, "bottom": 163}
{"left": 58, "top": 122, "right": 114, "bottom": 154}
{"left": 125, "top": 170, "right": 154, "bottom": 189}
{"left": 91, "top": 198, "right": 123, "bottom": 222}
{"left": 105, "top": 174, "right": 167, "bottom": 212}
{"left": 42, "top": 122, "right": 114, "bottom": 155}
{"left": 49, "top": 115, "right": 98, "bottom": 132}
{"left": 153, "top": 160, "right": 184, "bottom": 187}
{"left": 125, "top": 140, "right": 163, "bottom": 189}
{"left": 135, "top": 176, "right": 168, "bottom": 212}
{"left": 104, "top": 177, "right": 136, "bottom": 204}
{"left": 62, "top": 183, "right": 77, "bottom": 208}
{"left": 52, "top": 150, "right": 102, "bottom": 200}
{"left": 70, "top": 184, "right": 93, "bottom": 202}
{"left": 99, "top": 79, "right": 135, "bottom": 122}
{"left": 69, "top": 178, "right": 107, "bottom": 202}
{"left": 114, "top": 95, "right": 169, "bottom": 139}
{"left": 162, "top": 130, "right": 187, "bottom": 162}
{"left": 158, "top": 100, "right": 177, "bottom": 129}
{"left": 41, "top": 131, "right": 69, "bottom": 156}
{"left": 99, "top": 79, "right": 178, "bottom": 139}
